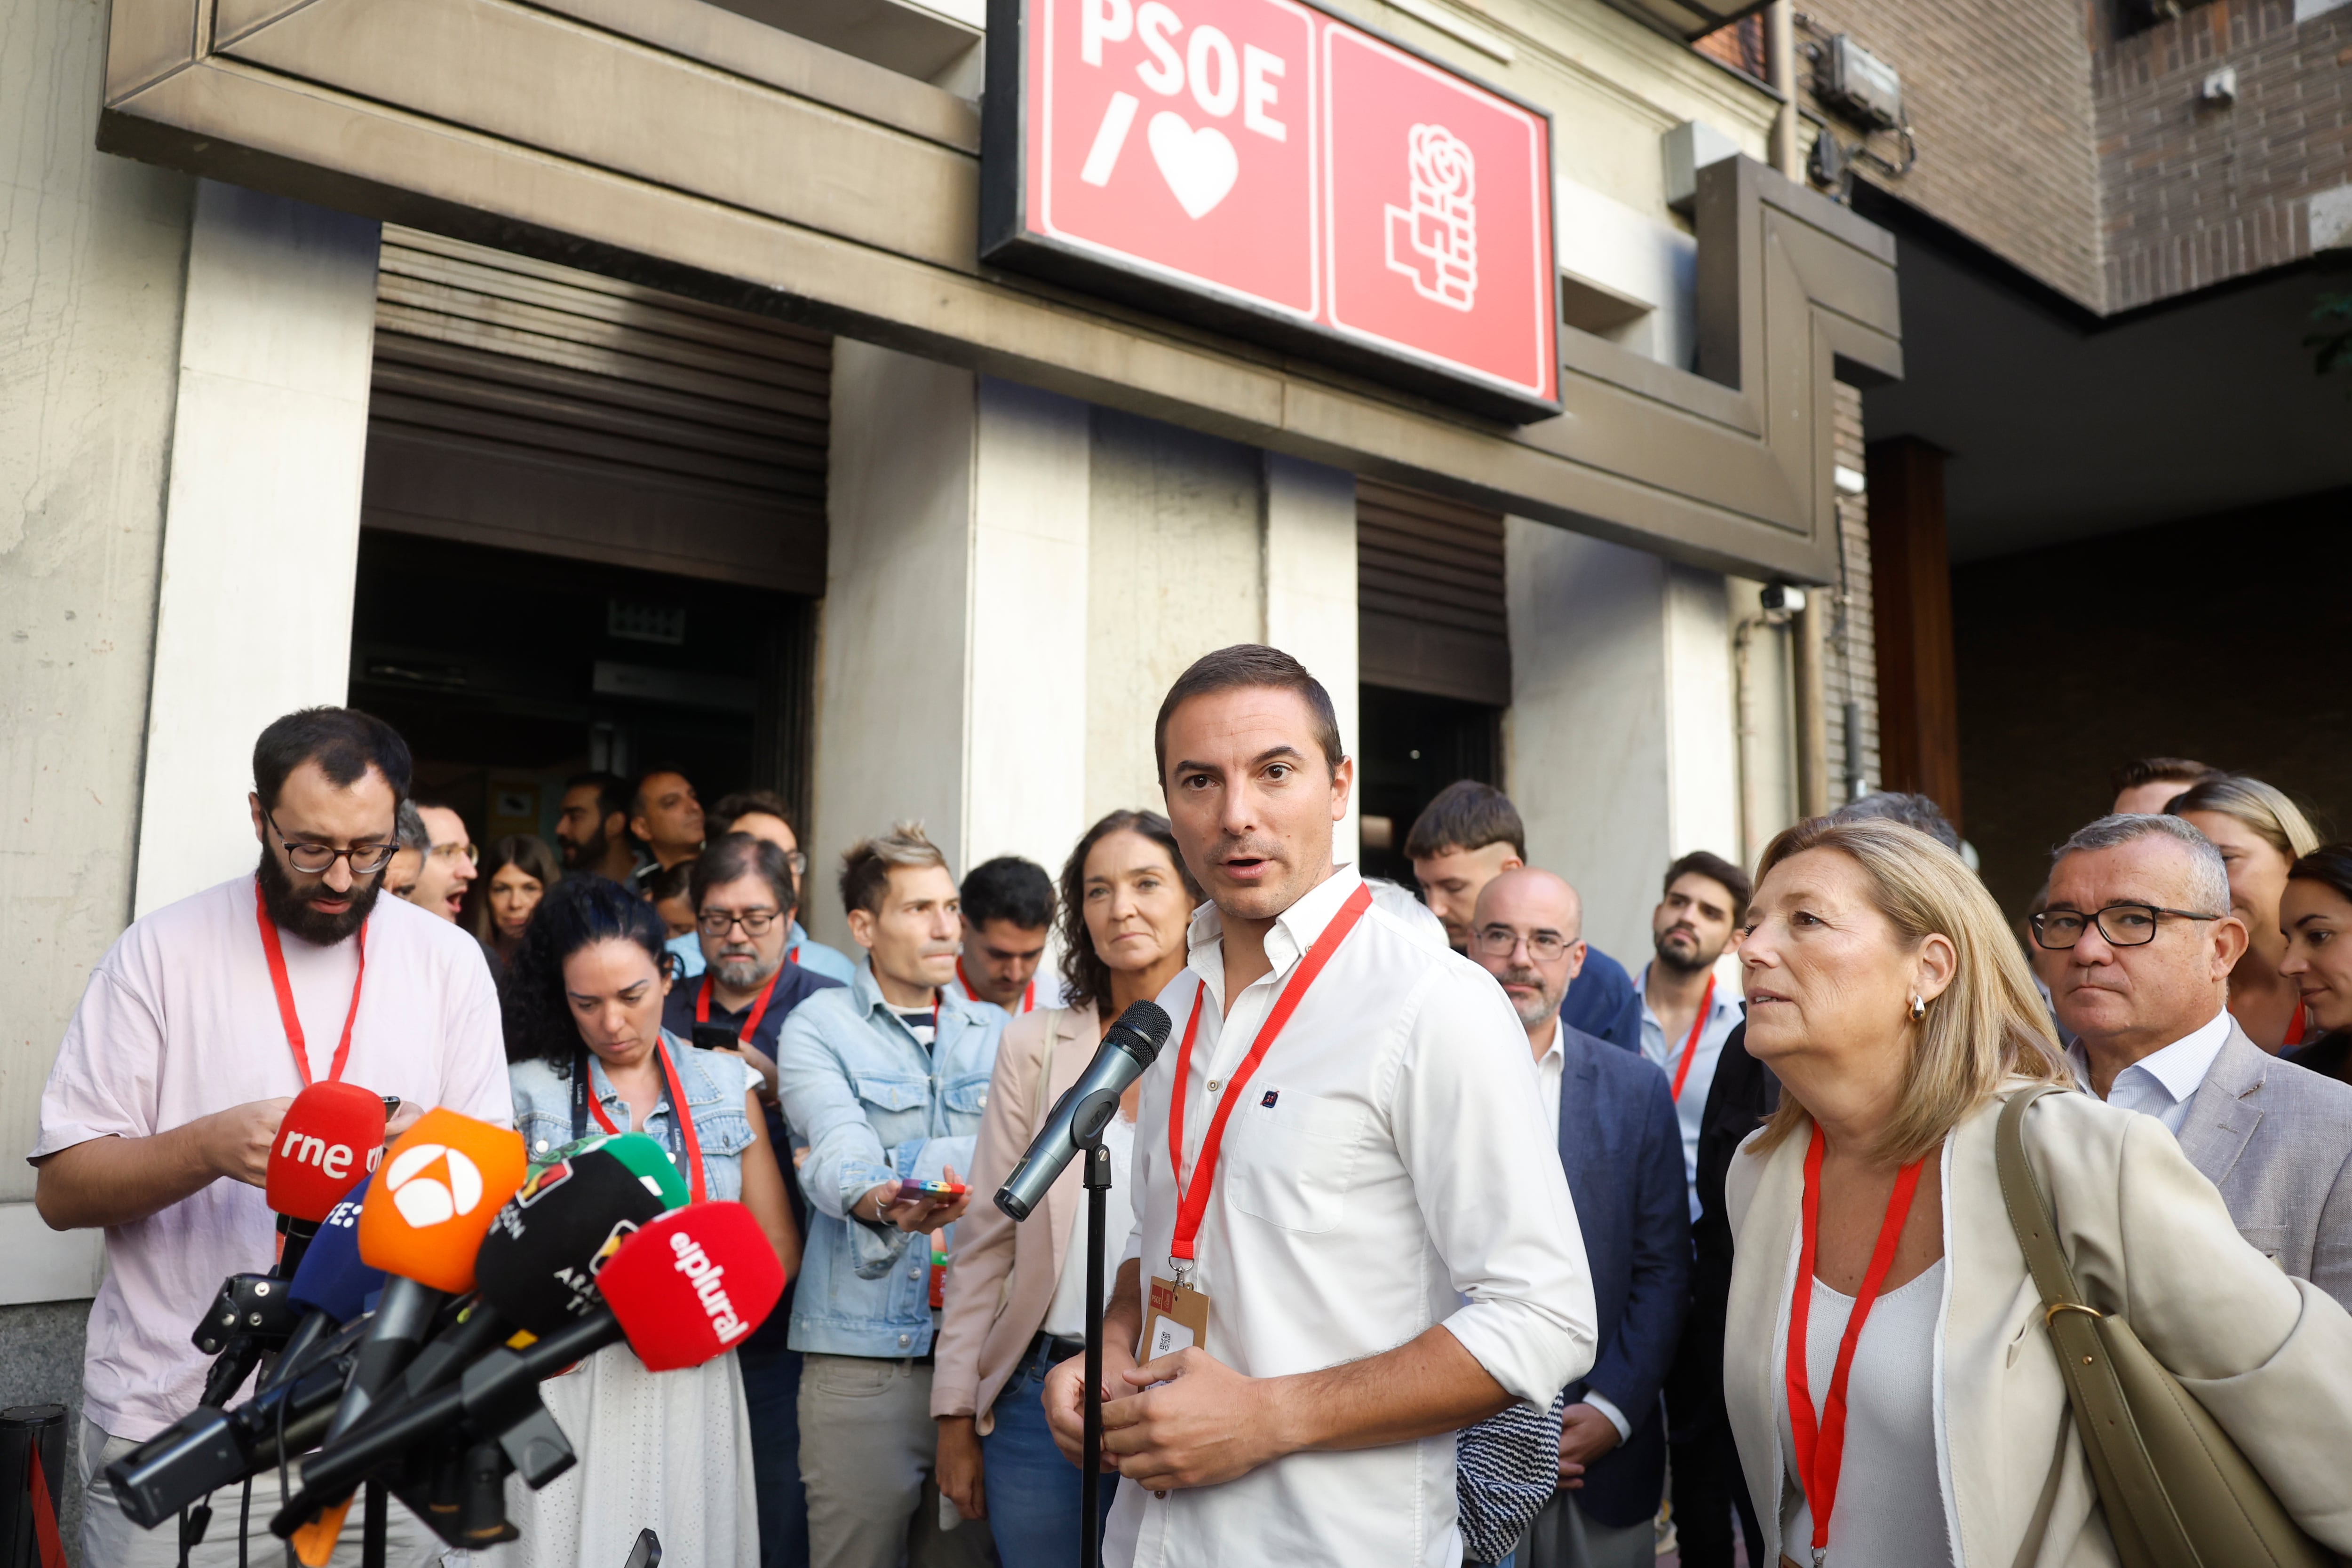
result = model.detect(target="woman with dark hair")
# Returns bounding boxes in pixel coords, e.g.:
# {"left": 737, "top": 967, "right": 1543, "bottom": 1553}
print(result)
{"left": 2280, "top": 843, "right": 2352, "bottom": 1085}
{"left": 931, "top": 810, "right": 1200, "bottom": 1561}
{"left": 490, "top": 876, "right": 797, "bottom": 1568}
{"left": 2169, "top": 774, "right": 2324, "bottom": 1050}
{"left": 469, "top": 833, "right": 562, "bottom": 966}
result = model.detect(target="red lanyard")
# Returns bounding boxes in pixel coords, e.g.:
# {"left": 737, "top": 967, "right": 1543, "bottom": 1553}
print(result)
{"left": 1167, "top": 883, "right": 1372, "bottom": 1267}
{"left": 254, "top": 878, "right": 366, "bottom": 1087}
{"left": 587, "top": 1038, "right": 707, "bottom": 1204}
{"left": 697, "top": 969, "right": 780, "bottom": 1038}
{"left": 1668, "top": 975, "right": 1716, "bottom": 1101}
{"left": 1785, "top": 1125, "right": 1925, "bottom": 1564}
{"left": 955, "top": 958, "right": 1035, "bottom": 1014}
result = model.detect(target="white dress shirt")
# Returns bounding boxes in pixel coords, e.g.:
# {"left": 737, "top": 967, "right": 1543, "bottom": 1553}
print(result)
{"left": 1105, "top": 868, "right": 1597, "bottom": 1568}
{"left": 1636, "top": 962, "right": 1746, "bottom": 1220}
{"left": 2066, "top": 1009, "right": 2233, "bottom": 1134}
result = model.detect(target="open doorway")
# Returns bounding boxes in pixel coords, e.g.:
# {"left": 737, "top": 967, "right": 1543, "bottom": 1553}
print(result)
{"left": 348, "top": 529, "right": 815, "bottom": 853}
{"left": 1355, "top": 684, "right": 1503, "bottom": 885}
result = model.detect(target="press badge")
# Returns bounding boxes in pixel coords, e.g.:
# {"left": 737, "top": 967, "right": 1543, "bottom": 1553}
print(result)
{"left": 1144, "top": 1274, "right": 1211, "bottom": 1361}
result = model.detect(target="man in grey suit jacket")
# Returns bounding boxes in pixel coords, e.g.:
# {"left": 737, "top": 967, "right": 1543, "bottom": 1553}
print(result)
{"left": 2044, "top": 813, "right": 2352, "bottom": 1307}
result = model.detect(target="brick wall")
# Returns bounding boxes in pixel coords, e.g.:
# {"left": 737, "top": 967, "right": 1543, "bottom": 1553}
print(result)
{"left": 1788, "top": 0, "right": 2110, "bottom": 308}
{"left": 2095, "top": 0, "right": 2352, "bottom": 309}
{"left": 1824, "top": 381, "right": 1881, "bottom": 802}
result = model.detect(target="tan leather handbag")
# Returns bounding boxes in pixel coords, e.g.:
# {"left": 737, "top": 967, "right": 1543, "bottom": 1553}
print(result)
{"left": 1997, "top": 1086, "right": 2340, "bottom": 1568}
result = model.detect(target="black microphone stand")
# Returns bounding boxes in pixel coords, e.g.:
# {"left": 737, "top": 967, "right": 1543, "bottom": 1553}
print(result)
{"left": 1072, "top": 1088, "right": 1119, "bottom": 1568}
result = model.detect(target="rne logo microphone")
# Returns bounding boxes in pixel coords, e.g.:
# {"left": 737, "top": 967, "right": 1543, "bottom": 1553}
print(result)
{"left": 277, "top": 1125, "right": 376, "bottom": 1183}
{"left": 381, "top": 1142, "right": 486, "bottom": 1228}
{"left": 670, "top": 1230, "right": 750, "bottom": 1345}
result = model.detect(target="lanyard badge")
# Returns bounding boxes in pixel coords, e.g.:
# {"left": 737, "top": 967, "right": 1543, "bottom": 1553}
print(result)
{"left": 1141, "top": 883, "right": 1372, "bottom": 1362}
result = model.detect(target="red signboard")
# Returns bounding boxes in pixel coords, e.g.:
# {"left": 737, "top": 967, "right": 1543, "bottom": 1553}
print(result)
{"left": 983, "top": 0, "right": 1559, "bottom": 422}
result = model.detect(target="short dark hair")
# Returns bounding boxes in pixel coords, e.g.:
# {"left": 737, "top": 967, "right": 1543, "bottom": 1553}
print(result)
{"left": 839, "top": 822, "right": 949, "bottom": 918}
{"left": 2288, "top": 842, "right": 2352, "bottom": 913}
{"left": 1153, "top": 644, "right": 1343, "bottom": 784}
{"left": 645, "top": 859, "right": 695, "bottom": 906}
{"left": 1403, "top": 780, "right": 1524, "bottom": 862}
{"left": 500, "top": 876, "right": 671, "bottom": 1072}
{"left": 710, "top": 789, "right": 795, "bottom": 837}
{"left": 1057, "top": 810, "right": 1201, "bottom": 1015}
{"left": 253, "top": 707, "right": 412, "bottom": 813}
{"left": 565, "top": 771, "right": 632, "bottom": 826}
{"left": 691, "top": 832, "right": 796, "bottom": 915}
{"left": 1832, "top": 791, "right": 1961, "bottom": 852}
{"left": 631, "top": 764, "right": 694, "bottom": 820}
{"left": 2111, "top": 756, "right": 2219, "bottom": 797}
{"left": 961, "top": 856, "right": 1056, "bottom": 932}
{"left": 1664, "top": 850, "right": 1753, "bottom": 925}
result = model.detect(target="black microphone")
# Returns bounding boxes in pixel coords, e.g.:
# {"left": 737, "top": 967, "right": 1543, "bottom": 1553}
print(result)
{"left": 996, "top": 1001, "right": 1171, "bottom": 1222}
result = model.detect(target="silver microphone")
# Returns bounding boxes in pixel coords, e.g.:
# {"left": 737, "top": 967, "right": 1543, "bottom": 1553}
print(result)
{"left": 995, "top": 1001, "right": 1172, "bottom": 1221}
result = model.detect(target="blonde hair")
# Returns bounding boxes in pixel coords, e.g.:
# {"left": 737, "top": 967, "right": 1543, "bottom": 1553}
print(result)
{"left": 838, "top": 821, "right": 949, "bottom": 917}
{"left": 2167, "top": 774, "right": 2321, "bottom": 862}
{"left": 1749, "top": 818, "right": 2071, "bottom": 1165}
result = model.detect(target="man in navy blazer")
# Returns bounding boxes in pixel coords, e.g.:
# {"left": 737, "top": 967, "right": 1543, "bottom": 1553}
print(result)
{"left": 1472, "top": 870, "right": 1691, "bottom": 1568}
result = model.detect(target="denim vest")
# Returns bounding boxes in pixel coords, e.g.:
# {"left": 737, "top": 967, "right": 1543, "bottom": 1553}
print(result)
{"left": 508, "top": 1031, "right": 759, "bottom": 1203}
{"left": 773, "top": 964, "right": 1006, "bottom": 1357}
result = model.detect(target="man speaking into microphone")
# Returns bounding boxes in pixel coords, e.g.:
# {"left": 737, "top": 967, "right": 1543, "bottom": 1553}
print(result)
{"left": 29, "top": 708, "right": 512, "bottom": 1567}
{"left": 1043, "top": 646, "right": 1597, "bottom": 1566}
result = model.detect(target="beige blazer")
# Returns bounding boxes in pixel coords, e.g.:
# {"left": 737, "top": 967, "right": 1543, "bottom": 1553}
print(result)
{"left": 1724, "top": 1084, "right": 2352, "bottom": 1567}
{"left": 931, "top": 1003, "right": 1100, "bottom": 1433}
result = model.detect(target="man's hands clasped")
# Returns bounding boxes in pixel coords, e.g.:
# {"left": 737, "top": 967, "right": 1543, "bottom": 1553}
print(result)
{"left": 1042, "top": 1341, "right": 1290, "bottom": 1494}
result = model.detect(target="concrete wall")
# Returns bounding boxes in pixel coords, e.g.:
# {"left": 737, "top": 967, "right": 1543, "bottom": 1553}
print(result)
{"left": 1505, "top": 523, "right": 1746, "bottom": 966}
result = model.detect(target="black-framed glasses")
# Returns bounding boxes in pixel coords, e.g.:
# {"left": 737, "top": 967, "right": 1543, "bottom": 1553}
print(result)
{"left": 698, "top": 907, "right": 781, "bottom": 937}
{"left": 266, "top": 809, "right": 397, "bottom": 876}
{"left": 1474, "top": 925, "right": 1573, "bottom": 963}
{"left": 2029, "top": 903, "right": 2225, "bottom": 950}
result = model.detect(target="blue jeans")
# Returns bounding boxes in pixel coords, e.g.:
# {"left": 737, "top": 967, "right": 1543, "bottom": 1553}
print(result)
{"left": 739, "top": 1342, "right": 811, "bottom": 1568}
{"left": 982, "top": 1348, "right": 1115, "bottom": 1566}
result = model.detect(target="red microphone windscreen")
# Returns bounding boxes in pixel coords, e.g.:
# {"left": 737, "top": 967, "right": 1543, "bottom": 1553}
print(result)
{"left": 266, "top": 1083, "right": 388, "bottom": 1223}
{"left": 356, "top": 1109, "right": 527, "bottom": 1294}
{"left": 594, "top": 1203, "right": 787, "bottom": 1372}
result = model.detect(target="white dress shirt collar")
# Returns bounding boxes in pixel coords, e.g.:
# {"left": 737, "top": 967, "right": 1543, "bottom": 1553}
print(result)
{"left": 2066, "top": 1008, "right": 2232, "bottom": 1135}
{"left": 1183, "top": 864, "right": 1363, "bottom": 1014}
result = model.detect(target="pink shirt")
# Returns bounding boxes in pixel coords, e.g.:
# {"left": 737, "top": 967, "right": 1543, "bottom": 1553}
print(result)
{"left": 30, "top": 875, "right": 513, "bottom": 1439}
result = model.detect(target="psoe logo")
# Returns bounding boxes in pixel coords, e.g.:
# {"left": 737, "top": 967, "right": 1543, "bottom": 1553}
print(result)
{"left": 1384, "top": 123, "right": 1478, "bottom": 311}
{"left": 381, "top": 1142, "right": 486, "bottom": 1228}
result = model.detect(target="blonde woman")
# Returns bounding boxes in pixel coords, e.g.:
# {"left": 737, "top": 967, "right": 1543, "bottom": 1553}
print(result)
{"left": 2168, "top": 774, "right": 2324, "bottom": 1050}
{"left": 932, "top": 810, "right": 1198, "bottom": 1562}
{"left": 1724, "top": 817, "right": 2352, "bottom": 1567}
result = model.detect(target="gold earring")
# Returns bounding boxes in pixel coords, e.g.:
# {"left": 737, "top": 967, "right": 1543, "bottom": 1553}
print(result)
{"left": 1909, "top": 993, "right": 1927, "bottom": 1022}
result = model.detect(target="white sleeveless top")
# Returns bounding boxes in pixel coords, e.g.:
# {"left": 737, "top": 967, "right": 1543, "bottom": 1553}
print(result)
{"left": 1777, "top": 1258, "right": 1955, "bottom": 1568}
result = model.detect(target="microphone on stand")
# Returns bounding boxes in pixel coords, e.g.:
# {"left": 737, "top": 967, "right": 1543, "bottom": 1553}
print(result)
{"left": 996, "top": 1001, "right": 1172, "bottom": 1221}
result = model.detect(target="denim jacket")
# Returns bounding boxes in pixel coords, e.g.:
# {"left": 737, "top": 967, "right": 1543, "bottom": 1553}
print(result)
{"left": 508, "top": 1032, "right": 761, "bottom": 1203}
{"left": 774, "top": 963, "right": 1006, "bottom": 1357}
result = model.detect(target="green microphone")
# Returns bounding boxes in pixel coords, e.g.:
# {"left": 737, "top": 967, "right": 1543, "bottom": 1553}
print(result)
{"left": 536, "top": 1131, "right": 689, "bottom": 1211}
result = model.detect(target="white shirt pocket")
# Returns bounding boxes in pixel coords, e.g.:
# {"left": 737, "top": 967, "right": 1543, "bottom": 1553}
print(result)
{"left": 1223, "top": 1092, "right": 1369, "bottom": 1235}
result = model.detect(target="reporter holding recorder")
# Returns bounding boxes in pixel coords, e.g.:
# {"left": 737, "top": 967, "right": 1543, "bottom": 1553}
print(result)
{"left": 494, "top": 876, "right": 799, "bottom": 1568}
{"left": 934, "top": 808, "right": 1201, "bottom": 1559}
{"left": 1043, "top": 646, "right": 1597, "bottom": 1567}
{"left": 31, "top": 708, "right": 512, "bottom": 1568}
{"left": 1721, "top": 817, "right": 2352, "bottom": 1567}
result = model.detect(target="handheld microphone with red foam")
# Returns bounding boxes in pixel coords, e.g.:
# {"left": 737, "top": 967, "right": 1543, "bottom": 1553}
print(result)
{"left": 331, "top": 1110, "right": 526, "bottom": 1440}
{"left": 277, "top": 1202, "right": 787, "bottom": 1528}
{"left": 266, "top": 1082, "right": 388, "bottom": 1277}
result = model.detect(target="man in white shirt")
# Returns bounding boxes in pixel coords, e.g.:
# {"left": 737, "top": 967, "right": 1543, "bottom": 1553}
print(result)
{"left": 1470, "top": 870, "right": 1685, "bottom": 1568}
{"left": 1635, "top": 851, "right": 1749, "bottom": 1221}
{"left": 31, "top": 707, "right": 514, "bottom": 1566}
{"left": 2043, "top": 813, "right": 2352, "bottom": 1307}
{"left": 403, "top": 800, "right": 477, "bottom": 922}
{"left": 1042, "top": 644, "right": 1596, "bottom": 1567}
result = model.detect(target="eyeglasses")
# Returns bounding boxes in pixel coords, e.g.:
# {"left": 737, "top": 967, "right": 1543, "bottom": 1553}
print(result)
{"left": 2028, "top": 903, "right": 2225, "bottom": 950}
{"left": 698, "top": 907, "right": 782, "bottom": 937}
{"left": 1474, "top": 925, "right": 1573, "bottom": 963}
{"left": 267, "top": 809, "right": 397, "bottom": 876}
{"left": 429, "top": 841, "right": 479, "bottom": 865}
{"left": 782, "top": 849, "right": 809, "bottom": 877}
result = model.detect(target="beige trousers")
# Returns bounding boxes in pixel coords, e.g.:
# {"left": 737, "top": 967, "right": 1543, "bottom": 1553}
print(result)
{"left": 795, "top": 1356, "right": 995, "bottom": 1568}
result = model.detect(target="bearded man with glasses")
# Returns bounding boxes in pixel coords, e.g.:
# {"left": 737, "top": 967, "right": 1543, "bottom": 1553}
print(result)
{"left": 2043, "top": 812, "right": 2352, "bottom": 1308}
{"left": 30, "top": 706, "right": 512, "bottom": 1567}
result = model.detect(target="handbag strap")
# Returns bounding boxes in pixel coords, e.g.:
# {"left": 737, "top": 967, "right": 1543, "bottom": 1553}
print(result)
{"left": 1994, "top": 1085, "right": 2095, "bottom": 1313}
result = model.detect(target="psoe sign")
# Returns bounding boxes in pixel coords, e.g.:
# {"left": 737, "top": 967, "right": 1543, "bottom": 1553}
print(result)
{"left": 981, "top": 0, "right": 1561, "bottom": 423}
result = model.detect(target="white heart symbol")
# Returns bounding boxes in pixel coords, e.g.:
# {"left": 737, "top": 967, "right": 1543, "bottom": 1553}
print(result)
{"left": 1147, "top": 111, "right": 1239, "bottom": 221}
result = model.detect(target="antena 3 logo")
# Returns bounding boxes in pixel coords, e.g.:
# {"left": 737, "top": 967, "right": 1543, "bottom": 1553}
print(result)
{"left": 670, "top": 1229, "right": 749, "bottom": 1345}
{"left": 382, "top": 1142, "right": 486, "bottom": 1228}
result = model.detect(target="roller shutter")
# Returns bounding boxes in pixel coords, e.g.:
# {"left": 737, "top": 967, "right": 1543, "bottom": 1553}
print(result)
{"left": 1357, "top": 480, "right": 1512, "bottom": 706}
{"left": 362, "top": 227, "right": 830, "bottom": 593}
